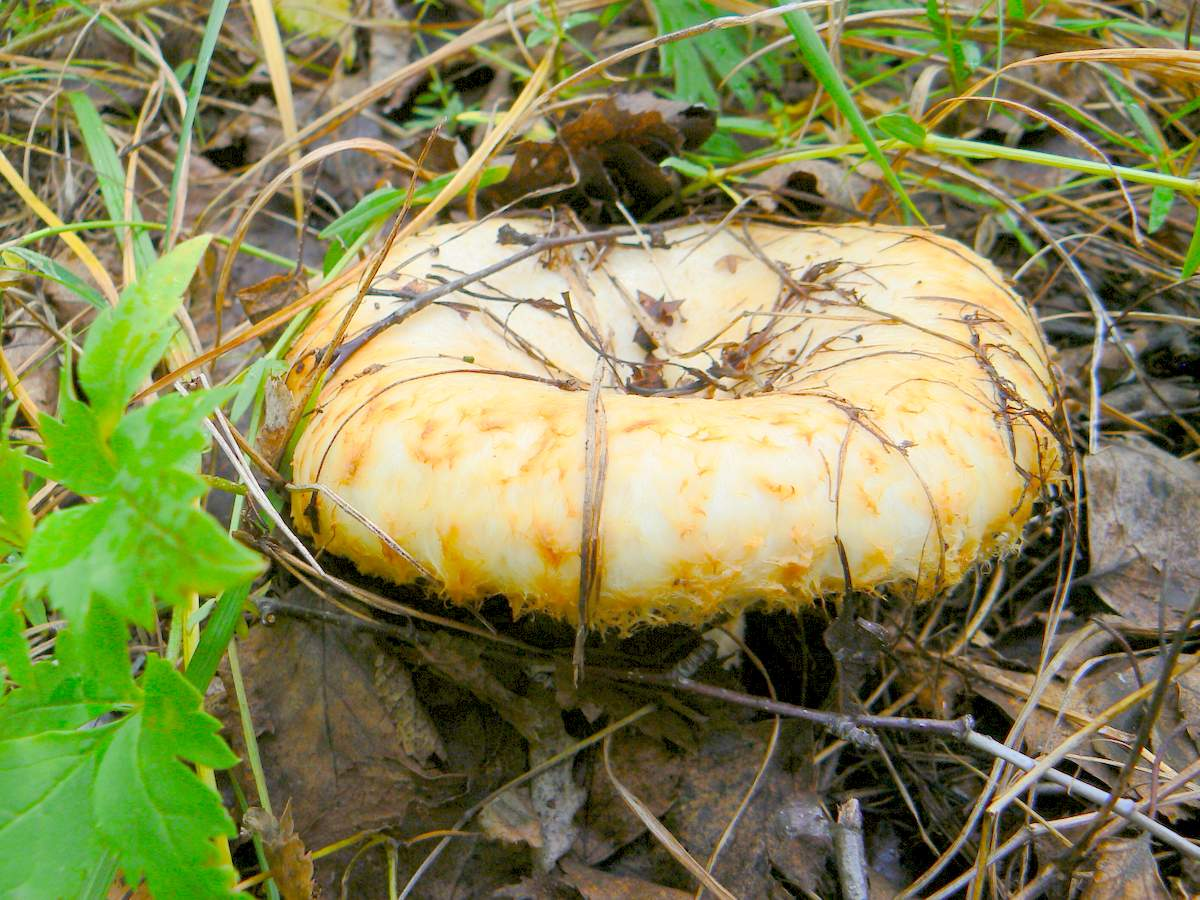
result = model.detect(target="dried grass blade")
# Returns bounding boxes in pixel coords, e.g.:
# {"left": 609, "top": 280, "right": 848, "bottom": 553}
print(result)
{"left": 247, "top": 0, "right": 305, "bottom": 227}
{"left": 987, "top": 656, "right": 1200, "bottom": 815}
{"left": 0, "top": 150, "right": 118, "bottom": 305}
{"left": 574, "top": 356, "right": 608, "bottom": 683}
{"left": 602, "top": 735, "right": 738, "bottom": 900}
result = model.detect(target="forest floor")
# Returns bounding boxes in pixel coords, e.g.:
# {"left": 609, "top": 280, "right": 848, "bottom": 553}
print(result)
{"left": 2, "top": 1, "right": 1199, "bottom": 897}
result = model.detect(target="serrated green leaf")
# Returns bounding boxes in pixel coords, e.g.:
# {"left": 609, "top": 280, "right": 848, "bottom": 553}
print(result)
{"left": 30, "top": 344, "right": 262, "bottom": 631}
{"left": 0, "top": 440, "right": 32, "bottom": 554}
{"left": 0, "top": 578, "right": 32, "bottom": 687}
{"left": 78, "top": 235, "right": 211, "bottom": 431}
{"left": 95, "top": 656, "right": 237, "bottom": 900}
{"left": 40, "top": 394, "right": 118, "bottom": 496}
{"left": 0, "top": 657, "right": 238, "bottom": 899}
{"left": 26, "top": 490, "right": 262, "bottom": 627}
{"left": 0, "top": 727, "right": 111, "bottom": 899}
{"left": 0, "top": 602, "right": 137, "bottom": 738}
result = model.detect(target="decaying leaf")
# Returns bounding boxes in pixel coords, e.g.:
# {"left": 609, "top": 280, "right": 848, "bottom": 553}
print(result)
{"left": 970, "top": 655, "right": 1200, "bottom": 818}
{"left": 576, "top": 730, "right": 684, "bottom": 865}
{"left": 373, "top": 652, "right": 446, "bottom": 766}
{"left": 420, "top": 631, "right": 586, "bottom": 870}
{"left": 213, "top": 589, "right": 527, "bottom": 894}
{"left": 1085, "top": 437, "right": 1200, "bottom": 627}
{"left": 559, "top": 857, "right": 694, "bottom": 900}
{"left": 747, "top": 159, "right": 868, "bottom": 219}
{"left": 486, "top": 94, "right": 715, "bottom": 220}
{"left": 242, "top": 803, "right": 317, "bottom": 900}
{"left": 600, "top": 722, "right": 833, "bottom": 897}
{"left": 480, "top": 788, "right": 545, "bottom": 849}
{"left": 1079, "top": 834, "right": 1170, "bottom": 900}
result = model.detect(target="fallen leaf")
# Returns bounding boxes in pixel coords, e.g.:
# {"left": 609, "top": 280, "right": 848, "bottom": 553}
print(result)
{"left": 485, "top": 94, "right": 715, "bottom": 221}
{"left": 373, "top": 652, "right": 446, "bottom": 766}
{"left": 575, "top": 730, "right": 683, "bottom": 865}
{"left": 421, "top": 631, "right": 587, "bottom": 870}
{"left": 1085, "top": 437, "right": 1200, "bottom": 627}
{"left": 559, "top": 857, "right": 693, "bottom": 899}
{"left": 242, "top": 803, "right": 316, "bottom": 900}
{"left": 213, "top": 588, "right": 526, "bottom": 894}
{"left": 747, "top": 159, "right": 868, "bottom": 219}
{"left": 1080, "top": 834, "right": 1169, "bottom": 899}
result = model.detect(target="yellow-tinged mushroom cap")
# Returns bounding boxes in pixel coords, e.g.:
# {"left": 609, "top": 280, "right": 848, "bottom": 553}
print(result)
{"left": 286, "top": 217, "right": 1064, "bottom": 629}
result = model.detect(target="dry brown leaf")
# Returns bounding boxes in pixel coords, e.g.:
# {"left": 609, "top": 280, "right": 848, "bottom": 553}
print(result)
{"left": 1085, "top": 437, "right": 1200, "bottom": 627}
{"left": 747, "top": 159, "right": 868, "bottom": 219}
{"left": 576, "top": 730, "right": 683, "bottom": 865}
{"left": 242, "top": 803, "right": 317, "bottom": 900}
{"left": 420, "top": 632, "right": 586, "bottom": 870}
{"left": 559, "top": 857, "right": 694, "bottom": 900}
{"left": 373, "top": 652, "right": 446, "bottom": 766}
{"left": 480, "top": 788, "right": 545, "bottom": 848}
{"left": 660, "top": 723, "right": 831, "bottom": 897}
{"left": 212, "top": 588, "right": 527, "bottom": 894}
{"left": 485, "top": 93, "right": 715, "bottom": 220}
{"left": 1080, "top": 834, "right": 1170, "bottom": 899}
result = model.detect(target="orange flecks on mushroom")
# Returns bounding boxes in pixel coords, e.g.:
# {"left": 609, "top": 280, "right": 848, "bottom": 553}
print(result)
{"left": 286, "top": 218, "right": 1065, "bottom": 630}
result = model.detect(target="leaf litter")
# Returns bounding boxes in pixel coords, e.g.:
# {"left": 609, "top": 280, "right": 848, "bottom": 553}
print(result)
{"left": 6, "top": 1, "right": 1200, "bottom": 897}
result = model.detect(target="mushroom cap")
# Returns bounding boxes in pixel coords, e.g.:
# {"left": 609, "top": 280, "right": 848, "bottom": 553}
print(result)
{"left": 286, "top": 217, "right": 1064, "bottom": 629}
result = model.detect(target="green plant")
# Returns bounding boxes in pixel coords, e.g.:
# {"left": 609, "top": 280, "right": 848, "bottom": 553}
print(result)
{"left": 0, "top": 237, "right": 264, "bottom": 898}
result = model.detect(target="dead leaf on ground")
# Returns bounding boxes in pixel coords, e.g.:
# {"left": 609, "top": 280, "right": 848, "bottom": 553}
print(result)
{"left": 747, "top": 159, "right": 868, "bottom": 220}
{"left": 1085, "top": 437, "right": 1200, "bottom": 627}
{"left": 618, "top": 722, "right": 832, "bottom": 896}
{"left": 559, "top": 856, "right": 693, "bottom": 900}
{"left": 420, "top": 631, "right": 587, "bottom": 870}
{"left": 969, "top": 655, "right": 1200, "bottom": 819}
{"left": 242, "top": 803, "right": 317, "bottom": 900}
{"left": 575, "top": 729, "right": 683, "bottom": 865}
{"left": 1079, "top": 834, "right": 1170, "bottom": 899}
{"left": 485, "top": 93, "right": 715, "bottom": 221}
{"left": 213, "top": 588, "right": 527, "bottom": 895}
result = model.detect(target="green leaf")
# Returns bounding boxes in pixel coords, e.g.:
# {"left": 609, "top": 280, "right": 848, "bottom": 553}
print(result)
{"left": 877, "top": 112, "right": 927, "bottom": 148}
{"left": 78, "top": 235, "right": 211, "bottom": 431}
{"left": 274, "top": 0, "right": 350, "bottom": 40}
{"left": 0, "top": 247, "right": 107, "bottom": 310}
{"left": 26, "top": 485, "right": 262, "bottom": 628}
{"left": 0, "top": 578, "right": 32, "bottom": 687}
{"left": 0, "top": 657, "right": 238, "bottom": 899}
{"left": 40, "top": 394, "right": 118, "bottom": 496}
{"left": 1183, "top": 207, "right": 1200, "bottom": 279}
{"left": 0, "top": 436, "right": 32, "bottom": 554}
{"left": 27, "top": 385, "right": 263, "bottom": 628}
{"left": 66, "top": 92, "right": 156, "bottom": 274}
{"left": 656, "top": 0, "right": 756, "bottom": 106}
{"left": 185, "top": 582, "right": 251, "bottom": 692}
{"left": 0, "top": 727, "right": 111, "bottom": 899}
{"left": 1, "top": 599, "right": 137, "bottom": 736}
{"left": 94, "top": 657, "right": 237, "bottom": 899}
{"left": 1148, "top": 185, "right": 1175, "bottom": 234}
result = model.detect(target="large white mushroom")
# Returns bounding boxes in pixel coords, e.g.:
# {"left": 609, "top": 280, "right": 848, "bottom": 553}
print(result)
{"left": 286, "top": 217, "right": 1064, "bottom": 630}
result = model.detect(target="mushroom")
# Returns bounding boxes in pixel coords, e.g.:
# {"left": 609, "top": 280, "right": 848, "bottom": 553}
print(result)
{"left": 285, "top": 217, "right": 1064, "bottom": 629}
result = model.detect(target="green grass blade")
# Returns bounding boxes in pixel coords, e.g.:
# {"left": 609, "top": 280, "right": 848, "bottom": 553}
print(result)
{"left": 777, "top": 4, "right": 923, "bottom": 222}
{"left": 164, "top": 0, "right": 231, "bottom": 248}
{"left": 66, "top": 92, "right": 155, "bottom": 273}
{"left": 185, "top": 581, "right": 251, "bottom": 692}
{"left": 1183, "top": 206, "right": 1200, "bottom": 279}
